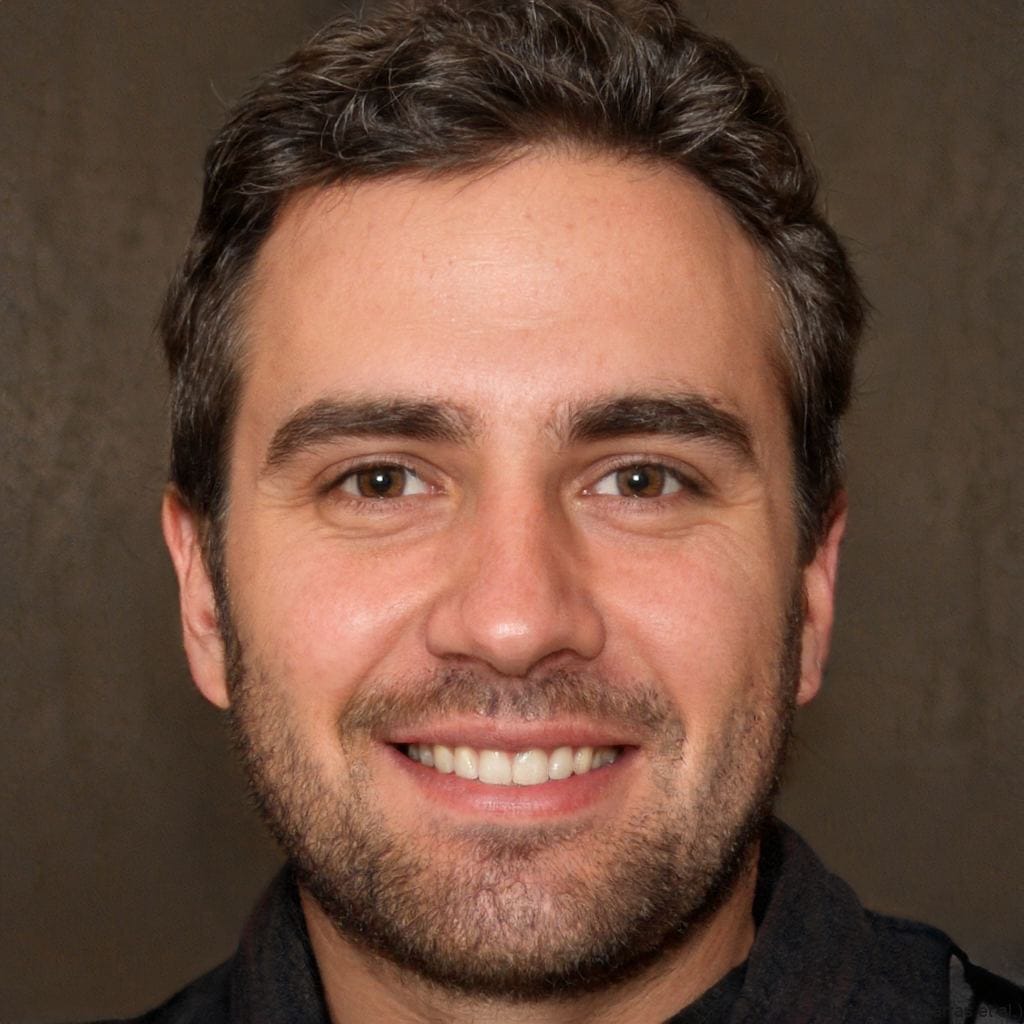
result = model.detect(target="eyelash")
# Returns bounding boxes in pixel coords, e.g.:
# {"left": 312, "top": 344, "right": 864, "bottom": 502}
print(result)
{"left": 588, "top": 458, "right": 709, "bottom": 502}
{"left": 322, "top": 456, "right": 707, "bottom": 507}
{"left": 322, "top": 460, "right": 430, "bottom": 503}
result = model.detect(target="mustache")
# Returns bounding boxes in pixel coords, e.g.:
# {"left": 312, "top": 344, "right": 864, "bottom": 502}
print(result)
{"left": 339, "top": 667, "right": 683, "bottom": 746}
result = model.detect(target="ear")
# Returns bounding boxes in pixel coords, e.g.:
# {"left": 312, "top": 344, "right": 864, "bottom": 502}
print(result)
{"left": 161, "top": 487, "right": 231, "bottom": 709}
{"left": 795, "top": 493, "right": 847, "bottom": 706}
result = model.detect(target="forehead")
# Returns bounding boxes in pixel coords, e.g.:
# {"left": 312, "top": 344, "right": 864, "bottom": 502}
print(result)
{"left": 240, "top": 152, "right": 783, "bottom": 447}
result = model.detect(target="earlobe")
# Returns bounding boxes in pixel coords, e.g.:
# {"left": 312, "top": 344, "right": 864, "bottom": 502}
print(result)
{"left": 796, "top": 494, "right": 847, "bottom": 706}
{"left": 161, "top": 488, "right": 231, "bottom": 709}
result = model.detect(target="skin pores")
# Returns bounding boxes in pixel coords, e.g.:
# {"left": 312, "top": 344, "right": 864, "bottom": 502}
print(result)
{"left": 164, "top": 152, "right": 843, "bottom": 1017}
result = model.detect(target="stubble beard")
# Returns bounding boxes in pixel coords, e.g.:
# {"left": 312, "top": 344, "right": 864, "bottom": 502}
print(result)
{"left": 222, "top": 603, "right": 800, "bottom": 1001}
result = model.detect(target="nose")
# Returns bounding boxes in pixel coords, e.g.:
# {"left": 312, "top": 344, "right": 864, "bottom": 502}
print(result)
{"left": 424, "top": 499, "right": 606, "bottom": 678}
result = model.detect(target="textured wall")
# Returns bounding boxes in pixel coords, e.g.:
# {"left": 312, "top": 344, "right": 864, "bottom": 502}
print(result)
{"left": 1, "top": 3, "right": 340, "bottom": 1021}
{"left": 1, "top": 2, "right": 1020, "bottom": 1020}
{"left": 698, "top": 0, "right": 1023, "bottom": 987}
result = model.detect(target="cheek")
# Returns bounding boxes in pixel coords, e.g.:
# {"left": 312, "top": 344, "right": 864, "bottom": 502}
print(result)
{"left": 228, "top": 526, "right": 441, "bottom": 705}
{"left": 595, "top": 530, "right": 790, "bottom": 715}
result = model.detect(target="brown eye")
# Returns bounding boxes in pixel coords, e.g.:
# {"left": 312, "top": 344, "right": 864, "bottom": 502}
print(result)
{"left": 615, "top": 464, "right": 668, "bottom": 497}
{"left": 339, "top": 465, "right": 427, "bottom": 499}
{"left": 590, "top": 463, "right": 685, "bottom": 499}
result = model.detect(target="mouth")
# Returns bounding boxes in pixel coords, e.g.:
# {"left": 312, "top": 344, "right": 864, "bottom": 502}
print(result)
{"left": 397, "top": 742, "right": 623, "bottom": 787}
{"left": 379, "top": 718, "right": 640, "bottom": 819}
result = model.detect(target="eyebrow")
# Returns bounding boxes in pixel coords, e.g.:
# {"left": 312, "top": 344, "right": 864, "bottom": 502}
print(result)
{"left": 263, "top": 397, "right": 477, "bottom": 471}
{"left": 559, "top": 393, "right": 756, "bottom": 465}
{"left": 262, "top": 390, "right": 756, "bottom": 473}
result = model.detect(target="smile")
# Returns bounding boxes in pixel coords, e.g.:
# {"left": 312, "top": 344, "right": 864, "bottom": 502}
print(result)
{"left": 400, "top": 743, "right": 622, "bottom": 787}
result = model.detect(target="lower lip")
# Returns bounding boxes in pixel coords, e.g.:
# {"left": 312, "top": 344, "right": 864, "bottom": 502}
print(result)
{"left": 383, "top": 744, "right": 636, "bottom": 819}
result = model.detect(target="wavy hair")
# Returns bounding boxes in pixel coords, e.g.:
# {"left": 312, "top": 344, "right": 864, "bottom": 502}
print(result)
{"left": 160, "top": 0, "right": 864, "bottom": 567}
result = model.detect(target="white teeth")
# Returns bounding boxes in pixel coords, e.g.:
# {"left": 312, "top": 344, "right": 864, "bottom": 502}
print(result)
{"left": 479, "top": 750, "right": 513, "bottom": 785}
{"left": 404, "top": 742, "right": 621, "bottom": 786}
{"left": 512, "top": 748, "right": 549, "bottom": 786}
{"left": 432, "top": 744, "right": 454, "bottom": 774}
{"left": 549, "top": 746, "right": 574, "bottom": 780}
{"left": 453, "top": 745, "right": 479, "bottom": 780}
{"left": 572, "top": 746, "right": 593, "bottom": 775}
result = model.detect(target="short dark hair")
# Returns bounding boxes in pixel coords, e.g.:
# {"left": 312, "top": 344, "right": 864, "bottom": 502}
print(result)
{"left": 160, "top": 0, "right": 864, "bottom": 564}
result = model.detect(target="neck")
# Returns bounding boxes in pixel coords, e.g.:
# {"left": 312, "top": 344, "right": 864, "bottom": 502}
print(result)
{"left": 301, "top": 843, "right": 759, "bottom": 1024}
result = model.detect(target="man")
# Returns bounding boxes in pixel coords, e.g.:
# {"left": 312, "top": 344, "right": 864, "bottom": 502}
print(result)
{"left": 115, "top": 1, "right": 1019, "bottom": 1021}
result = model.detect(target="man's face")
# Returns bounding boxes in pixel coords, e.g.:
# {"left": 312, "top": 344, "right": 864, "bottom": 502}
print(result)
{"left": 167, "top": 153, "right": 840, "bottom": 997}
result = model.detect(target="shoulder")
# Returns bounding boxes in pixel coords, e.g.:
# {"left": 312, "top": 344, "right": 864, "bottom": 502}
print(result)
{"left": 81, "top": 959, "right": 232, "bottom": 1024}
{"left": 74, "top": 866, "right": 325, "bottom": 1024}
{"left": 752, "top": 822, "right": 1022, "bottom": 1021}
{"left": 951, "top": 953, "right": 1024, "bottom": 1023}
{"left": 865, "top": 910, "right": 1023, "bottom": 1023}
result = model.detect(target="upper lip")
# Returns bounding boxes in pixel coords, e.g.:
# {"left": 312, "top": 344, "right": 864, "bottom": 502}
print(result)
{"left": 381, "top": 717, "right": 640, "bottom": 751}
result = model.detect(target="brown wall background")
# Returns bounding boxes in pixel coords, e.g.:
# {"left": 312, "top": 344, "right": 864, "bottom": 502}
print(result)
{"left": 1, "top": 2, "right": 1020, "bottom": 1020}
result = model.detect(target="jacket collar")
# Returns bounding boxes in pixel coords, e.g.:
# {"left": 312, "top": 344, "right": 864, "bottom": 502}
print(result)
{"left": 226, "top": 820, "right": 954, "bottom": 1023}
